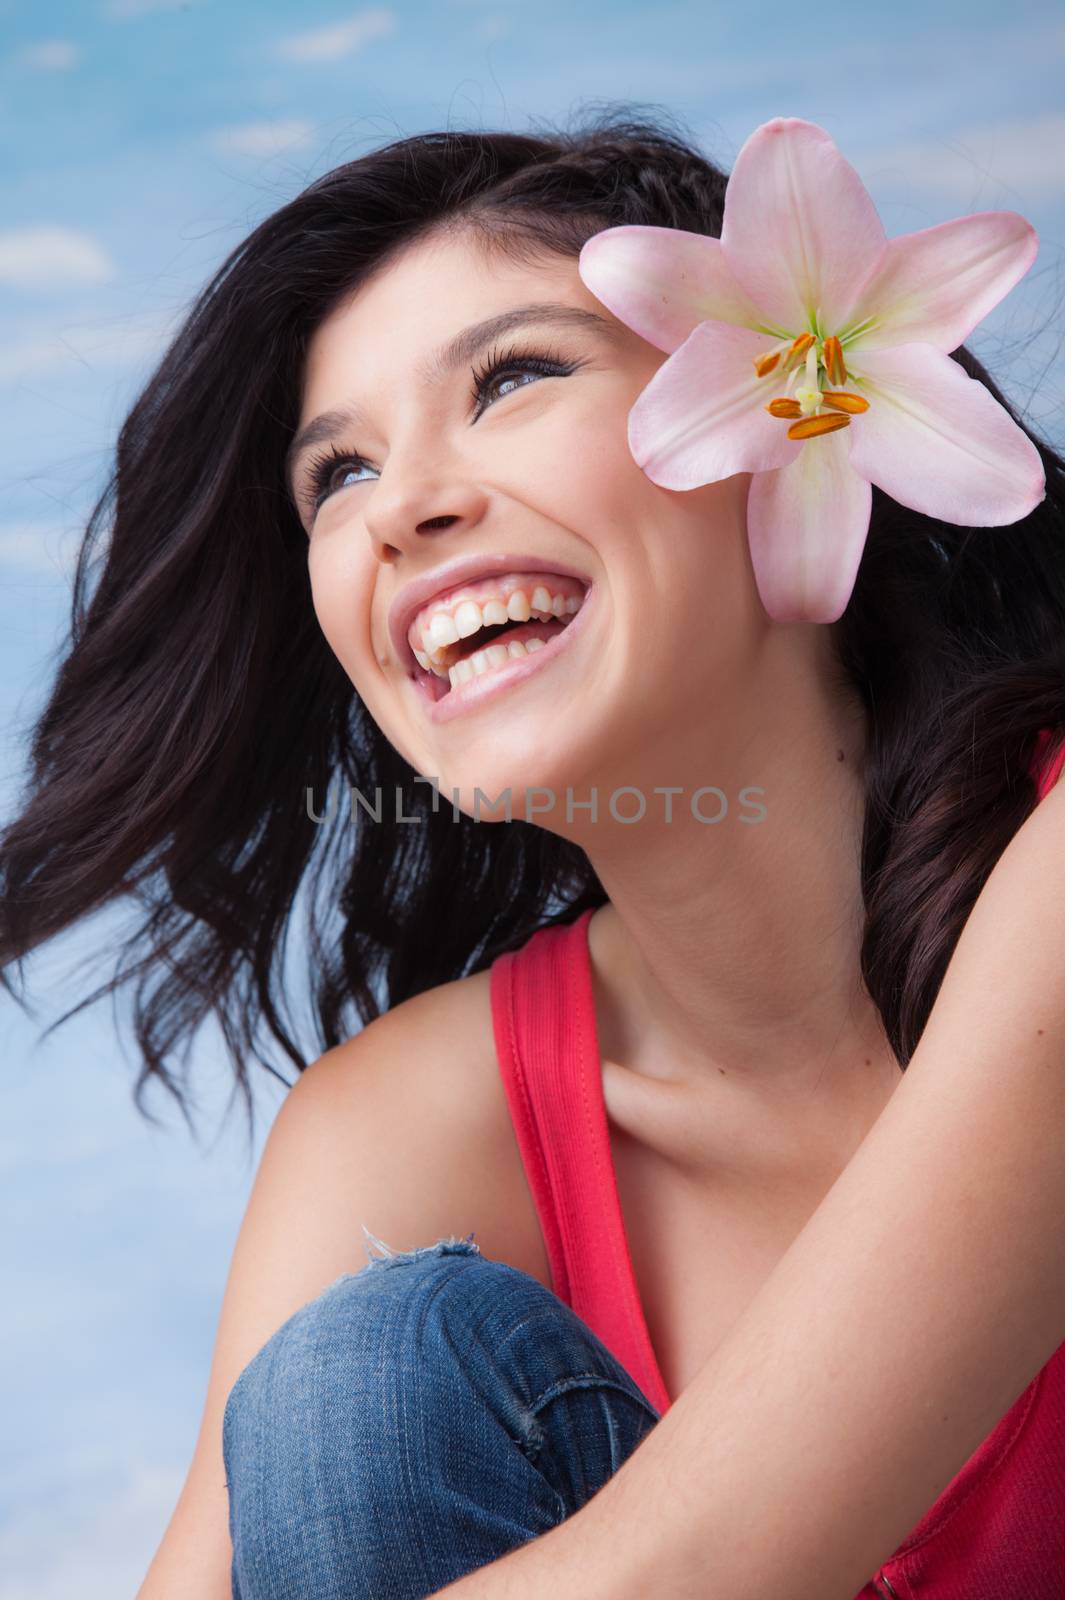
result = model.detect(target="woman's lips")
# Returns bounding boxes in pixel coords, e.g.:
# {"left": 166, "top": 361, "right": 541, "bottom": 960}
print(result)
{"left": 410, "top": 583, "right": 598, "bottom": 725}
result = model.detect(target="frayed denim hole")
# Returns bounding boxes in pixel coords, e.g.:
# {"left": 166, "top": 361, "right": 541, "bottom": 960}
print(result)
{"left": 362, "top": 1230, "right": 482, "bottom": 1270}
{"left": 512, "top": 1406, "right": 549, "bottom": 1467}
{"left": 361, "top": 1223, "right": 396, "bottom": 1263}
{"left": 530, "top": 1376, "right": 662, "bottom": 1497}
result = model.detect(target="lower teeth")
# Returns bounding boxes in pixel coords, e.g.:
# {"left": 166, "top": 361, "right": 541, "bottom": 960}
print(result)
{"left": 445, "top": 626, "right": 559, "bottom": 692}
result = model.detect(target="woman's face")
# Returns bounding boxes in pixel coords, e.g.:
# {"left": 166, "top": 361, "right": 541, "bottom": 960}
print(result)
{"left": 290, "top": 225, "right": 761, "bottom": 825}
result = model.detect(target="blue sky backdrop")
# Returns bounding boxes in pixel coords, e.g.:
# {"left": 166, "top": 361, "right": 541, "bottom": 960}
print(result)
{"left": 2, "top": 0, "right": 1064, "bottom": 1591}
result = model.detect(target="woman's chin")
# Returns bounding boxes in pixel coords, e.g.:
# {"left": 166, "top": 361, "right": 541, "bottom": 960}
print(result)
{"left": 437, "top": 766, "right": 591, "bottom": 828}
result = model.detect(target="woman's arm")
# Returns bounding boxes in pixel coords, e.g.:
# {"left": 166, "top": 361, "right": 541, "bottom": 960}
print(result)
{"left": 435, "top": 775, "right": 1065, "bottom": 1600}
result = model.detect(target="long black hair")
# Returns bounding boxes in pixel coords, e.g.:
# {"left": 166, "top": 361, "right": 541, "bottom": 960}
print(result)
{"left": 3, "top": 103, "right": 1063, "bottom": 1142}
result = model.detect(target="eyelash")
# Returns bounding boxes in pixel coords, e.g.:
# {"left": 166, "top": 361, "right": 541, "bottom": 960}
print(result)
{"left": 301, "top": 342, "right": 580, "bottom": 517}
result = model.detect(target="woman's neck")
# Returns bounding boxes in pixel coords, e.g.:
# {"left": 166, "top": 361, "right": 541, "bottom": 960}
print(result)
{"left": 572, "top": 631, "right": 896, "bottom": 1108}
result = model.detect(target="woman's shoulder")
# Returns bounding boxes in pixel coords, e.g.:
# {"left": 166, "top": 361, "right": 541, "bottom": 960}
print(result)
{"left": 320, "top": 968, "right": 552, "bottom": 1288}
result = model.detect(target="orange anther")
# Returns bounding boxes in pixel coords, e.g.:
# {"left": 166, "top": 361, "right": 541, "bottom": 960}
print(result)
{"left": 753, "top": 350, "right": 781, "bottom": 377}
{"left": 765, "top": 398, "right": 802, "bottom": 418}
{"left": 781, "top": 332, "right": 816, "bottom": 373}
{"left": 786, "top": 412, "right": 852, "bottom": 440}
{"left": 820, "top": 389, "right": 869, "bottom": 414}
{"left": 822, "top": 335, "right": 847, "bottom": 386}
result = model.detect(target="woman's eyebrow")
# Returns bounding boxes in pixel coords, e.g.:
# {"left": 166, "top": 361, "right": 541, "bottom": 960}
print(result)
{"left": 285, "top": 301, "right": 617, "bottom": 503}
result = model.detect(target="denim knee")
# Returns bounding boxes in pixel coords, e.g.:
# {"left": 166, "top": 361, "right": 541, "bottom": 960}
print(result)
{"left": 222, "top": 1233, "right": 659, "bottom": 1599}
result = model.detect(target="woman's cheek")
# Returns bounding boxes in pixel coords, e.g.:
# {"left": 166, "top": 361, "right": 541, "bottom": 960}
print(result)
{"left": 308, "top": 550, "right": 370, "bottom": 678}
{"left": 574, "top": 398, "right": 641, "bottom": 477}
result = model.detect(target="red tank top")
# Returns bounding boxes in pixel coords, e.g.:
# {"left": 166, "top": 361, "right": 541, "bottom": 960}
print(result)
{"left": 488, "top": 730, "right": 1065, "bottom": 1598}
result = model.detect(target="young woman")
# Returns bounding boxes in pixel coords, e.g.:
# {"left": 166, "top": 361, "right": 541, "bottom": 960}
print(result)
{"left": 3, "top": 107, "right": 1064, "bottom": 1599}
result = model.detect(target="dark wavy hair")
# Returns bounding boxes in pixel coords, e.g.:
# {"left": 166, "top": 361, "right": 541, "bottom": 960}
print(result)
{"left": 3, "top": 102, "right": 1064, "bottom": 1144}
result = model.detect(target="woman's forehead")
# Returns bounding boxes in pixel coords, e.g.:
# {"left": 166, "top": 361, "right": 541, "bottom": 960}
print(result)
{"left": 322, "top": 231, "right": 579, "bottom": 342}
{"left": 296, "top": 239, "right": 594, "bottom": 420}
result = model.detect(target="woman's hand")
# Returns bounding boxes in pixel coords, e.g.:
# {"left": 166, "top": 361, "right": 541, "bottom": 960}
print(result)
{"left": 432, "top": 776, "right": 1065, "bottom": 1599}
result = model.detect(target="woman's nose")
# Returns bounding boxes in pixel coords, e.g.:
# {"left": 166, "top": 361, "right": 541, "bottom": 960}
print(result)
{"left": 363, "top": 470, "right": 491, "bottom": 564}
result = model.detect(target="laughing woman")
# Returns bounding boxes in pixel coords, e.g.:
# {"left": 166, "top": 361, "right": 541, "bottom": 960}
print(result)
{"left": 3, "top": 107, "right": 1065, "bottom": 1600}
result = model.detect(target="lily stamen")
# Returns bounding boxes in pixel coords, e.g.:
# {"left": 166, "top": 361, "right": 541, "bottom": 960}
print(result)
{"left": 780, "top": 333, "right": 815, "bottom": 376}
{"left": 823, "top": 335, "right": 847, "bottom": 386}
{"left": 753, "top": 349, "right": 783, "bottom": 377}
{"left": 786, "top": 413, "right": 852, "bottom": 440}
{"left": 765, "top": 338, "right": 869, "bottom": 436}
{"left": 753, "top": 331, "right": 818, "bottom": 380}
{"left": 820, "top": 390, "right": 869, "bottom": 414}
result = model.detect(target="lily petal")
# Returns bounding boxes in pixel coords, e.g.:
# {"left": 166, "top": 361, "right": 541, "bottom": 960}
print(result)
{"left": 721, "top": 118, "right": 887, "bottom": 335}
{"left": 627, "top": 320, "right": 802, "bottom": 489}
{"left": 844, "top": 212, "right": 1039, "bottom": 353}
{"left": 746, "top": 427, "right": 872, "bottom": 623}
{"left": 847, "top": 344, "right": 1046, "bottom": 524}
{"left": 578, "top": 225, "right": 766, "bottom": 353}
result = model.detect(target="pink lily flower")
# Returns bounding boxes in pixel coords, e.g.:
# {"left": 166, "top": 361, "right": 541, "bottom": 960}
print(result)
{"left": 577, "top": 117, "right": 1046, "bottom": 623}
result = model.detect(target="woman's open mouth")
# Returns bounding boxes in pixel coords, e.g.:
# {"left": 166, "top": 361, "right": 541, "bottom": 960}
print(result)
{"left": 405, "top": 573, "right": 596, "bottom": 725}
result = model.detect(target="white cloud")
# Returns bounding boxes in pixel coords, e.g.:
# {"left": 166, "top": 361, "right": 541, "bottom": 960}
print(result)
{"left": 858, "top": 115, "right": 1065, "bottom": 204}
{"left": 18, "top": 39, "right": 80, "bottom": 70}
{"left": 273, "top": 6, "right": 396, "bottom": 64}
{"left": 0, "top": 227, "right": 115, "bottom": 290}
{"left": 0, "top": 311, "right": 176, "bottom": 384}
{"left": 0, "top": 522, "right": 82, "bottom": 577}
{"left": 208, "top": 117, "right": 316, "bottom": 158}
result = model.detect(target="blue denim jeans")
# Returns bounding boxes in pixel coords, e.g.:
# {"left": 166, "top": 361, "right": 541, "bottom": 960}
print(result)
{"left": 222, "top": 1232, "right": 663, "bottom": 1598}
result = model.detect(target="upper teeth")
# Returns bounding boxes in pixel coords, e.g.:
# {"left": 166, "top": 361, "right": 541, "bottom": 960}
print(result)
{"left": 409, "top": 582, "right": 583, "bottom": 674}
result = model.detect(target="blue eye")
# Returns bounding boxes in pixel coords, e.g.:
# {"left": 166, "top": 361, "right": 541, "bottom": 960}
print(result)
{"left": 468, "top": 342, "right": 576, "bottom": 411}
{"left": 304, "top": 448, "right": 375, "bottom": 511}
{"left": 301, "top": 341, "right": 579, "bottom": 518}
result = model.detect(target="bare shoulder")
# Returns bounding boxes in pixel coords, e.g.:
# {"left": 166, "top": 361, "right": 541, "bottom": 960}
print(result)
{"left": 314, "top": 968, "right": 551, "bottom": 1285}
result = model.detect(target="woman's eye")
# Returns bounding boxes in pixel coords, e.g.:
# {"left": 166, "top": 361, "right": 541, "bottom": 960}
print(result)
{"left": 323, "top": 459, "right": 372, "bottom": 496}
{"left": 479, "top": 366, "right": 542, "bottom": 405}
{"left": 306, "top": 452, "right": 375, "bottom": 514}
{"left": 471, "top": 348, "right": 575, "bottom": 415}
{"left": 304, "top": 347, "right": 577, "bottom": 518}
